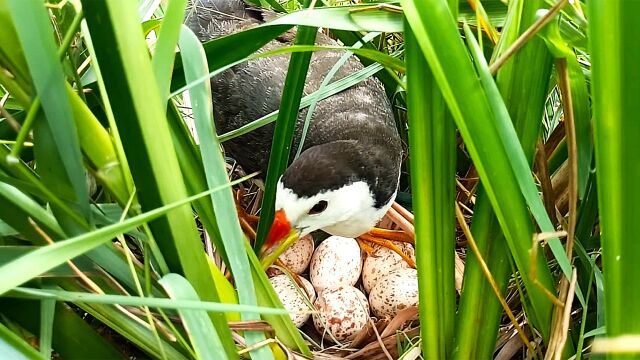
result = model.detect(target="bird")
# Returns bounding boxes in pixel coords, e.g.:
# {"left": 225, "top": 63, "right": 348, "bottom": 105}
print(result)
{"left": 185, "top": 0, "right": 407, "bottom": 257}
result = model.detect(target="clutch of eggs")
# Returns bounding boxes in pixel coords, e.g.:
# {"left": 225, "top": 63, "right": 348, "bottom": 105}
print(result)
{"left": 269, "top": 234, "right": 419, "bottom": 341}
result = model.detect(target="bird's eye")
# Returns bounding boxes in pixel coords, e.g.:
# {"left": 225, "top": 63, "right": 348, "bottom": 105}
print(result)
{"left": 308, "top": 200, "right": 328, "bottom": 215}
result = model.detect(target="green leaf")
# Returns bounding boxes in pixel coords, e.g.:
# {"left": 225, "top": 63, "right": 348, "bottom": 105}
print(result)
{"left": 589, "top": 0, "right": 640, "bottom": 343}
{"left": 178, "top": 25, "right": 272, "bottom": 359}
{"left": 401, "top": 0, "right": 561, "bottom": 342}
{"left": 254, "top": 12, "right": 318, "bottom": 250}
{"left": 159, "top": 274, "right": 230, "bottom": 360}
{"left": 218, "top": 63, "right": 384, "bottom": 142}
{"left": 405, "top": 14, "right": 457, "bottom": 358}
{"left": 253, "top": 45, "right": 405, "bottom": 73}
{"left": 10, "top": 287, "right": 290, "bottom": 315}
{"left": 6, "top": 0, "right": 89, "bottom": 219}
{"left": 80, "top": 0, "right": 236, "bottom": 353}
{"left": 246, "top": 243, "right": 312, "bottom": 356}
{"left": 172, "top": 21, "right": 292, "bottom": 92}
{"left": 0, "top": 298, "right": 125, "bottom": 360}
{"left": 268, "top": 5, "right": 403, "bottom": 32}
{"left": 0, "top": 176, "right": 250, "bottom": 296}
{"left": 536, "top": 10, "right": 591, "bottom": 199}
{"left": 152, "top": 0, "right": 188, "bottom": 102}
{"left": 0, "top": 321, "right": 45, "bottom": 360}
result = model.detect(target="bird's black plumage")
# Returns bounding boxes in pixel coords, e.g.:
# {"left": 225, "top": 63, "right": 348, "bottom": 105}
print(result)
{"left": 185, "top": 0, "right": 402, "bottom": 208}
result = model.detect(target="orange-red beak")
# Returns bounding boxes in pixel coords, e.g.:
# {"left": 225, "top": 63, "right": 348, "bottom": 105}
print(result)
{"left": 264, "top": 209, "right": 292, "bottom": 249}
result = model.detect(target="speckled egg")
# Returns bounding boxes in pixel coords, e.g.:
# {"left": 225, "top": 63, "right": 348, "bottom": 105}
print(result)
{"left": 278, "top": 234, "right": 315, "bottom": 274}
{"left": 269, "top": 274, "right": 316, "bottom": 328}
{"left": 362, "top": 242, "right": 415, "bottom": 293}
{"left": 313, "top": 285, "right": 369, "bottom": 342}
{"left": 309, "top": 236, "right": 362, "bottom": 290}
{"left": 369, "top": 268, "right": 419, "bottom": 318}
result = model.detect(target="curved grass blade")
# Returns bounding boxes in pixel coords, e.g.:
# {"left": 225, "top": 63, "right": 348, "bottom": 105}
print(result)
{"left": 253, "top": 45, "right": 405, "bottom": 73}
{"left": 0, "top": 298, "right": 126, "bottom": 359}
{"left": 455, "top": 2, "right": 563, "bottom": 352}
{"left": 537, "top": 11, "right": 591, "bottom": 199}
{"left": 218, "top": 62, "right": 384, "bottom": 142}
{"left": 159, "top": 274, "right": 230, "bottom": 360}
{"left": 178, "top": 25, "right": 272, "bottom": 359}
{"left": 294, "top": 32, "right": 380, "bottom": 159}
{"left": 55, "top": 281, "right": 189, "bottom": 360}
{"left": 172, "top": 21, "right": 292, "bottom": 91}
{"left": 246, "top": 242, "right": 312, "bottom": 356}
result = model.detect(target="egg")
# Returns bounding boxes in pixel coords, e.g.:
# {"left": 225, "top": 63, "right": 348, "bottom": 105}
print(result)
{"left": 369, "top": 268, "right": 419, "bottom": 318}
{"left": 313, "top": 285, "right": 369, "bottom": 342}
{"left": 362, "top": 242, "right": 415, "bottom": 293}
{"left": 309, "top": 236, "right": 362, "bottom": 290}
{"left": 278, "top": 234, "right": 315, "bottom": 274}
{"left": 269, "top": 274, "right": 316, "bottom": 328}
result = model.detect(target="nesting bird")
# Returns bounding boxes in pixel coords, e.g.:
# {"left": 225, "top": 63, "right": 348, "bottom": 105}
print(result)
{"left": 185, "top": 0, "right": 403, "bottom": 247}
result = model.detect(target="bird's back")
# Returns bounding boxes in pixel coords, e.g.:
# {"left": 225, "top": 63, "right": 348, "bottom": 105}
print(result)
{"left": 185, "top": 0, "right": 401, "bottom": 175}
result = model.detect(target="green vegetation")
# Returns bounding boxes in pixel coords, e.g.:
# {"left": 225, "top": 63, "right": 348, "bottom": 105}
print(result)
{"left": 0, "top": 0, "right": 635, "bottom": 358}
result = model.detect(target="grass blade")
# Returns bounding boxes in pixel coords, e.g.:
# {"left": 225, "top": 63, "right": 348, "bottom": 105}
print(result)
{"left": 0, "top": 299, "right": 126, "bottom": 359}
{"left": 6, "top": 0, "right": 88, "bottom": 219}
{"left": 218, "top": 62, "right": 384, "bottom": 142}
{"left": 178, "top": 25, "right": 272, "bottom": 359}
{"left": 0, "top": 321, "right": 45, "bottom": 360}
{"left": 159, "top": 274, "right": 230, "bottom": 360}
{"left": 80, "top": 0, "right": 236, "bottom": 352}
{"left": 405, "top": 20, "right": 457, "bottom": 357}
{"left": 152, "top": 0, "right": 188, "bottom": 102}
{"left": 0, "top": 175, "right": 249, "bottom": 296}
{"left": 10, "top": 287, "right": 290, "bottom": 315}
{"left": 401, "top": 0, "right": 562, "bottom": 342}
{"left": 589, "top": 0, "right": 640, "bottom": 349}
{"left": 254, "top": 8, "right": 318, "bottom": 250}
{"left": 39, "top": 298, "right": 55, "bottom": 358}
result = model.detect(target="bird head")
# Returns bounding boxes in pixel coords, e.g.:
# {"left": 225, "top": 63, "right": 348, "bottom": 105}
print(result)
{"left": 264, "top": 142, "right": 386, "bottom": 249}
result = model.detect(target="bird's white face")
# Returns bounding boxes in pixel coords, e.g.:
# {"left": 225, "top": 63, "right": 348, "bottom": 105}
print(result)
{"left": 274, "top": 178, "right": 390, "bottom": 239}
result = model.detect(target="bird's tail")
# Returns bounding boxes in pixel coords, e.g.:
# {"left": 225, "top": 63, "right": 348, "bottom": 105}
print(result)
{"left": 185, "top": 0, "right": 259, "bottom": 41}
